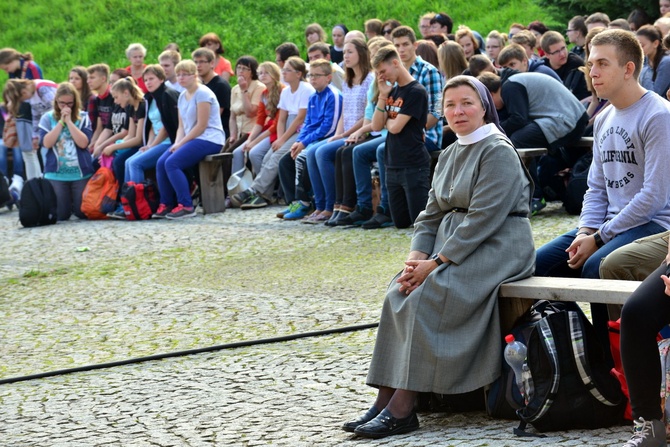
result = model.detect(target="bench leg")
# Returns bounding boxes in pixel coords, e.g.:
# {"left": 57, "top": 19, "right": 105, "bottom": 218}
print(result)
{"left": 198, "top": 159, "right": 227, "bottom": 214}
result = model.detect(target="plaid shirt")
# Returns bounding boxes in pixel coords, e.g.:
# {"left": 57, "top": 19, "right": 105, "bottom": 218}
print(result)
{"left": 409, "top": 56, "right": 443, "bottom": 147}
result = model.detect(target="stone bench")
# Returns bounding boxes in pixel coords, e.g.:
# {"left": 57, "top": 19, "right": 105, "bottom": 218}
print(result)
{"left": 498, "top": 276, "right": 641, "bottom": 333}
{"left": 198, "top": 153, "right": 232, "bottom": 215}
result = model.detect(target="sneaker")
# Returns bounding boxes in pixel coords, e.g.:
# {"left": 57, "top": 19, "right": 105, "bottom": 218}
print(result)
{"left": 623, "top": 417, "right": 666, "bottom": 447}
{"left": 362, "top": 206, "right": 393, "bottom": 229}
{"left": 166, "top": 204, "right": 196, "bottom": 220}
{"left": 277, "top": 201, "right": 299, "bottom": 219}
{"left": 152, "top": 204, "right": 171, "bottom": 219}
{"left": 107, "top": 205, "right": 126, "bottom": 220}
{"left": 531, "top": 198, "right": 546, "bottom": 216}
{"left": 303, "top": 211, "right": 332, "bottom": 224}
{"left": 324, "top": 210, "right": 342, "bottom": 227}
{"left": 230, "top": 189, "right": 254, "bottom": 208}
{"left": 240, "top": 194, "right": 269, "bottom": 209}
{"left": 283, "top": 202, "right": 312, "bottom": 220}
{"left": 335, "top": 205, "right": 373, "bottom": 226}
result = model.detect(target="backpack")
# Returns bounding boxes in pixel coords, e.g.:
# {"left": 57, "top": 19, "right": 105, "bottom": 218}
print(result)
{"left": 563, "top": 151, "right": 592, "bottom": 215}
{"left": 120, "top": 181, "right": 159, "bottom": 220}
{"left": 488, "top": 301, "right": 626, "bottom": 435}
{"left": 81, "top": 167, "right": 118, "bottom": 219}
{"left": 0, "top": 175, "right": 10, "bottom": 207}
{"left": 19, "top": 178, "right": 58, "bottom": 227}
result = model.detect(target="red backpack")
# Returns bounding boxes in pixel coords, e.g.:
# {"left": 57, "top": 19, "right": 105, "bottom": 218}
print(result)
{"left": 120, "top": 181, "right": 159, "bottom": 220}
{"left": 81, "top": 167, "right": 118, "bottom": 219}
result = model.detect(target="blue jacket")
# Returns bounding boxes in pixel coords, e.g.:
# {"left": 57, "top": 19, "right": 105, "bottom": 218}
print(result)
{"left": 297, "top": 84, "right": 342, "bottom": 147}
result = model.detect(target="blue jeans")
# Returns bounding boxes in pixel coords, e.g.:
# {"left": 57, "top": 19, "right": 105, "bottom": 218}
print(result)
{"left": 156, "top": 139, "right": 222, "bottom": 208}
{"left": 536, "top": 220, "right": 667, "bottom": 368}
{"left": 352, "top": 136, "right": 386, "bottom": 210}
{"left": 0, "top": 140, "right": 25, "bottom": 178}
{"left": 112, "top": 147, "right": 139, "bottom": 188}
{"left": 125, "top": 143, "right": 170, "bottom": 184}
{"left": 308, "top": 138, "right": 345, "bottom": 212}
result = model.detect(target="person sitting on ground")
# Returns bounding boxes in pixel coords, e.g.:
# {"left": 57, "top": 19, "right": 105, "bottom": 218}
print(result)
{"left": 437, "top": 40, "right": 468, "bottom": 80}
{"left": 275, "top": 59, "right": 342, "bottom": 221}
{"left": 497, "top": 43, "right": 562, "bottom": 81}
{"left": 369, "top": 46, "right": 430, "bottom": 230}
{"left": 381, "top": 19, "right": 401, "bottom": 42}
{"left": 68, "top": 66, "right": 93, "bottom": 111}
{"left": 365, "top": 19, "right": 384, "bottom": 40}
{"left": 455, "top": 25, "right": 482, "bottom": 61}
{"left": 534, "top": 29, "right": 670, "bottom": 369}
{"left": 159, "top": 50, "right": 184, "bottom": 93}
{"left": 331, "top": 24, "right": 349, "bottom": 64}
{"left": 230, "top": 57, "right": 313, "bottom": 211}
{"left": 124, "top": 43, "right": 148, "bottom": 93}
{"left": 468, "top": 54, "right": 496, "bottom": 77}
{"left": 3, "top": 78, "right": 57, "bottom": 180}
{"left": 153, "top": 60, "right": 225, "bottom": 220}
{"left": 86, "top": 64, "right": 113, "bottom": 154}
{"left": 637, "top": 25, "right": 670, "bottom": 98}
{"left": 609, "top": 18, "right": 632, "bottom": 31}
{"left": 511, "top": 29, "right": 540, "bottom": 61}
{"left": 586, "top": 12, "right": 611, "bottom": 30}
{"left": 224, "top": 56, "right": 264, "bottom": 155}
{"left": 343, "top": 75, "right": 534, "bottom": 439}
{"left": 541, "top": 30, "right": 590, "bottom": 100}
{"left": 100, "top": 77, "right": 146, "bottom": 219}
{"left": 198, "top": 32, "right": 234, "bottom": 82}
{"left": 567, "top": 15, "right": 588, "bottom": 59}
{"left": 229, "top": 62, "right": 284, "bottom": 182}
{"left": 485, "top": 30, "right": 508, "bottom": 67}
{"left": 38, "top": 82, "right": 93, "bottom": 221}
{"left": 429, "top": 12, "right": 453, "bottom": 36}
{"left": 124, "top": 65, "right": 180, "bottom": 185}
{"left": 479, "top": 69, "right": 588, "bottom": 214}
{"left": 307, "top": 42, "right": 345, "bottom": 91}
{"left": 306, "top": 39, "right": 374, "bottom": 224}
{"left": 192, "top": 48, "right": 231, "bottom": 139}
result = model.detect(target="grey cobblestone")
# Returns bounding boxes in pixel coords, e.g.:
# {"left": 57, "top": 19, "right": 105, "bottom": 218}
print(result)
{"left": 0, "top": 203, "right": 630, "bottom": 446}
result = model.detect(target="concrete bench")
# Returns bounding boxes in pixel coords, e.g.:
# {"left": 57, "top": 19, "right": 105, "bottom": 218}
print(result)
{"left": 198, "top": 153, "right": 232, "bottom": 215}
{"left": 498, "top": 276, "right": 641, "bottom": 334}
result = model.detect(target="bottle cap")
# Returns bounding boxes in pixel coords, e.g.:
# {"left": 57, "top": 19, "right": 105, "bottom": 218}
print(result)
{"left": 505, "top": 334, "right": 515, "bottom": 343}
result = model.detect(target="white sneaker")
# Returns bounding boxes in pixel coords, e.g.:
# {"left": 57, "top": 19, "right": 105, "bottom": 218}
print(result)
{"left": 8, "top": 174, "right": 24, "bottom": 206}
{"left": 623, "top": 417, "right": 667, "bottom": 447}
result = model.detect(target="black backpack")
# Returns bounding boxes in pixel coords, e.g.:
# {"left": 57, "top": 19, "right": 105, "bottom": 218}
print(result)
{"left": 19, "top": 178, "right": 58, "bottom": 227}
{"left": 0, "top": 175, "right": 10, "bottom": 207}
{"left": 563, "top": 151, "right": 592, "bottom": 215}
{"left": 487, "top": 301, "right": 626, "bottom": 435}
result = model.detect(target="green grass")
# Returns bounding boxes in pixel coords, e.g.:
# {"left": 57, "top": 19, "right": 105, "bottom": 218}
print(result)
{"left": 0, "top": 0, "right": 563, "bottom": 84}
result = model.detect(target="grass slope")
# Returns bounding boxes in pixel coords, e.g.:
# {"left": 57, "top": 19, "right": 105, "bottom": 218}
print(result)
{"left": 1, "top": 0, "right": 561, "bottom": 83}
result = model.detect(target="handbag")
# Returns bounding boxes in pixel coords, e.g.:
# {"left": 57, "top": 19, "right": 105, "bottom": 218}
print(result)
{"left": 226, "top": 151, "right": 253, "bottom": 201}
{"left": 2, "top": 114, "right": 18, "bottom": 149}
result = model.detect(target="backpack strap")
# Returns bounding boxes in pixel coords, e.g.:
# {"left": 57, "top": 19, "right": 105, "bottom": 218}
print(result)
{"left": 568, "top": 311, "right": 621, "bottom": 407}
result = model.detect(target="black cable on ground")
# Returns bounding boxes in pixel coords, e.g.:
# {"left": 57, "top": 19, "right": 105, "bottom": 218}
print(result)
{"left": 0, "top": 322, "right": 379, "bottom": 385}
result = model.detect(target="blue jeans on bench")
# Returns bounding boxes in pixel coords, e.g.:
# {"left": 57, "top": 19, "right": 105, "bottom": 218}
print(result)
{"left": 536, "top": 220, "right": 667, "bottom": 368}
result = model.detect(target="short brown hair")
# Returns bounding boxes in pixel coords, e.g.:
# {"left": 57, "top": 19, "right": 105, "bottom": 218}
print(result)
{"left": 391, "top": 26, "right": 417, "bottom": 44}
{"left": 365, "top": 18, "right": 383, "bottom": 36}
{"left": 87, "top": 63, "right": 110, "bottom": 79}
{"left": 477, "top": 71, "right": 502, "bottom": 94}
{"left": 540, "top": 31, "right": 565, "bottom": 53}
{"left": 309, "top": 59, "right": 332, "bottom": 75}
{"left": 511, "top": 30, "right": 536, "bottom": 48}
{"left": 308, "top": 42, "right": 330, "bottom": 58}
{"left": 586, "top": 12, "right": 611, "bottom": 27}
{"left": 372, "top": 46, "right": 399, "bottom": 68}
{"left": 143, "top": 64, "right": 166, "bottom": 81}
{"left": 191, "top": 48, "right": 216, "bottom": 63}
{"left": 591, "top": 28, "right": 643, "bottom": 79}
{"left": 497, "top": 43, "right": 528, "bottom": 66}
{"left": 158, "top": 50, "right": 181, "bottom": 66}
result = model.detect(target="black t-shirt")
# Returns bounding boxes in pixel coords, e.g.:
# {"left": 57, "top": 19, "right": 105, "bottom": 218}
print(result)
{"left": 92, "top": 88, "right": 115, "bottom": 130}
{"left": 330, "top": 46, "right": 343, "bottom": 64}
{"left": 128, "top": 99, "right": 146, "bottom": 126}
{"left": 205, "top": 75, "right": 232, "bottom": 138}
{"left": 384, "top": 80, "right": 429, "bottom": 168}
{"left": 106, "top": 104, "right": 129, "bottom": 135}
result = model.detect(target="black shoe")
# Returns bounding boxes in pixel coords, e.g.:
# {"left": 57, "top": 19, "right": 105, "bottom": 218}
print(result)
{"left": 324, "top": 210, "right": 342, "bottom": 227}
{"left": 361, "top": 206, "right": 393, "bottom": 229}
{"left": 354, "top": 408, "right": 419, "bottom": 439}
{"left": 336, "top": 205, "right": 373, "bottom": 226}
{"left": 342, "top": 406, "right": 380, "bottom": 433}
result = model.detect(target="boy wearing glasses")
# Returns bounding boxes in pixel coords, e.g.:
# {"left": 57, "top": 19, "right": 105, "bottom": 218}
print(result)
{"left": 192, "top": 48, "right": 231, "bottom": 138}
{"left": 540, "top": 30, "right": 589, "bottom": 100}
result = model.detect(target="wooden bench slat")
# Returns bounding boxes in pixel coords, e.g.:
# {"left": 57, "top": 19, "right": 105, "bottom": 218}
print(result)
{"left": 499, "top": 277, "right": 640, "bottom": 305}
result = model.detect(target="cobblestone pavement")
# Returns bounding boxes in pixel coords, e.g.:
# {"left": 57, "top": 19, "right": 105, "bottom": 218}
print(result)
{"left": 0, "top": 203, "right": 633, "bottom": 446}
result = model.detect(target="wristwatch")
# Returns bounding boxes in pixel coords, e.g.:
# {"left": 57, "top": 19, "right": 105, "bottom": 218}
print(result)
{"left": 431, "top": 254, "right": 444, "bottom": 266}
{"left": 593, "top": 231, "right": 605, "bottom": 248}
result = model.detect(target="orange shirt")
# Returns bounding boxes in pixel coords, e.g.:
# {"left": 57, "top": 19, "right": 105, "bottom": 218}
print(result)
{"left": 214, "top": 57, "right": 234, "bottom": 77}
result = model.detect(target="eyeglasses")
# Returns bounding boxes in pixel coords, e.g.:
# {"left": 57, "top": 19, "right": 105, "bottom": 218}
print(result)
{"left": 57, "top": 101, "right": 74, "bottom": 108}
{"left": 306, "top": 73, "right": 328, "bottom": 79}
{"left": 383, "top": 29, "right": 392, "bottom": 35}
{"left": 236, "top": 66, "right": 251, "bottom": 72}
{"left": 546, "top": 46, "right": 567, "bottom": 56}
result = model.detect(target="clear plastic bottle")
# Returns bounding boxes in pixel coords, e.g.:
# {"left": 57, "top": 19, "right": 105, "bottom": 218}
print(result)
{"left": 504, "top": 334, "right": 528, "bottom": 399}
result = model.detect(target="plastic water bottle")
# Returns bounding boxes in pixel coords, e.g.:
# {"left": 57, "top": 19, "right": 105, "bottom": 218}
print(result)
{"left": 504, "top": 334, "right": 527, "bottom": 398}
